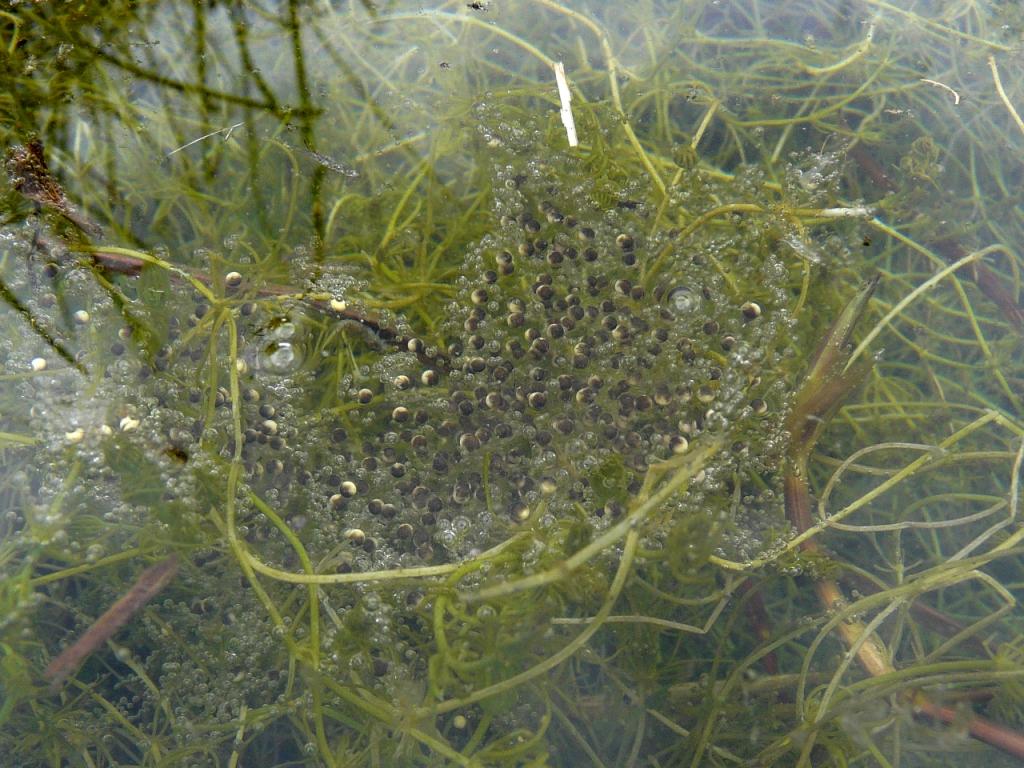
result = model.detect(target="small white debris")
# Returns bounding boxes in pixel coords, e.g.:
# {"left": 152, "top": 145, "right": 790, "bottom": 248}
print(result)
{"left": 30, "top": 357, "right": 47, "bottom": 372}
{"left": 166, "top": 121, "right": 245, "bottom": 158}
{"left": 119, "top": 416, "right": 140, "bottom": 432}
{"left": 814, "top": 206, "right": 874, "bottom": 219}
{"left": 920, "top": 77, "right": 960, "bottom": 105}
{"left": 553, "top": 62, "right": 578, "bottom": 148}
{"left": 65, "top": 428, "right": 85, "bottom": 444}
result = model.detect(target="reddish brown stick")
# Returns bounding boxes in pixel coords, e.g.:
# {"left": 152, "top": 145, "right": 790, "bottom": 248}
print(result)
{"left": 782, "top": 285, "right": 1024, "bottom": 760}
{"left": 912, "top": 692, "right": 1024, "bottom": 759}
{"left": 738, "top": 579, "right": 779, "bottom": 675}
{"left": 43, "top": 554, "right": 179, "bottom": 691}
{"left": 847, "top": 141, "right": 1024, "bottom": 332}
{"left": 7, "top": 139, "right": 431, "bottom": 357}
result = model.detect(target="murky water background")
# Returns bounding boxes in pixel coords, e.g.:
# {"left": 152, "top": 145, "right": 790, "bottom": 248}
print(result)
{"left": 2, "top": 2, "right": 1024, "bottom": 766}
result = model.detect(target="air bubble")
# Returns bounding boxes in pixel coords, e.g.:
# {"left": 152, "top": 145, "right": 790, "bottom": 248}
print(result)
{"left": 258, "top": 341, "right": 302, "bottom": 375}
{"left": 667, "top": 286, "right": 699, "bottom": 313}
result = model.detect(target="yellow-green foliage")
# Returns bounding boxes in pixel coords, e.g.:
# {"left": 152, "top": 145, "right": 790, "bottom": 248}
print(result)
{"left": 2, "top": 2, "right": 1024, "bottom": 767}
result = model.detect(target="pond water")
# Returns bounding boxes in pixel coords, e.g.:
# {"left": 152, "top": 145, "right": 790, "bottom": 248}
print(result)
{"left": 2, "top": 2, "right": 1024, "bottom": 766}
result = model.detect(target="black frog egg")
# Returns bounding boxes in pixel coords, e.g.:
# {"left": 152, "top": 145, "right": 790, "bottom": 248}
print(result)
{"left": 522, "top": 216, "right": 541, "bottom": 233}
{"left": 496, "top": 251, "right": 514, "bottom": 275}
{"left": 741, "top": 301, "right": 762, "bottom": 320}
{"left": 345, "top": 528, "right": 365, "bottom": 545}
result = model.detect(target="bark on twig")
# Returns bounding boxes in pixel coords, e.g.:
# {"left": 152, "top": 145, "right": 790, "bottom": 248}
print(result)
{"left": 43, "top": 555, "right": 179, "bottom": 692}
{"left": 782, "top": 281, "right": 1024, "bottom": 761}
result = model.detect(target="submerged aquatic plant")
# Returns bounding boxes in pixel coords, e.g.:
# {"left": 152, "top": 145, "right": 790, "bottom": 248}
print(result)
{"left": 2, "top": 1, "right": 1024, "bottom": 766}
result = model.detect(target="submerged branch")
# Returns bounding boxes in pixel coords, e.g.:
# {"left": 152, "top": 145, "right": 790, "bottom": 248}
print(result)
{"left": 783, "top": 281, "right": 1024, "bottom": 760}
{"left": 43, "top": 555, "right": 179, "bottom": 692}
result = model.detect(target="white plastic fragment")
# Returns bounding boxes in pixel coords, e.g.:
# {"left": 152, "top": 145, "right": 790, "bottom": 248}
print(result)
{"left": 553, "top": 62, "right": 578, "bottom": 148}
{"left": 920, "top": 77, "right": 960, "bottom": 105}
{"left": 166, "top": 121, "right": 245, "bottom": 158}
{"left": 814, "top": 206, "right": 874, "bottom": 219}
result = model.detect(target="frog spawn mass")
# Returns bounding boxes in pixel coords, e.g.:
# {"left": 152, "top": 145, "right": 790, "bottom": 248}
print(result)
{"left": 3, "top": 139, "right": 819, "bottom": 741}
{"left": 257, "top": 157, "right": 802, "bottom": 572}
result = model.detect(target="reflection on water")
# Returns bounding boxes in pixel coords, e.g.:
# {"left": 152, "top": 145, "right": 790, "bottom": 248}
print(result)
{"left": 2, "top": 2, "right": 1024, "bottom": 766}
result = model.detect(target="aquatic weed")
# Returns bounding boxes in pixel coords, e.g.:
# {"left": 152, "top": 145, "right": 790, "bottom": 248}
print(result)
{"left": 2, "top": 1, "right": 1024, "bottom": 766}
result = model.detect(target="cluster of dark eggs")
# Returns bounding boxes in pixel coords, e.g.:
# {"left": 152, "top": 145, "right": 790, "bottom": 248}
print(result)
{"left": 275, "top": 167, "right": 795, "bottom": 570}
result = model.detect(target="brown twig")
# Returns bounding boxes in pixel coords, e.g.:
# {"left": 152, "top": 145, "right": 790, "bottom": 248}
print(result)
{"left": 65, "top": 245, "right": 452, "bottom": 370}
{"left": 839, "top": 570, "right": 990, "bottom": 658}
{"left": 43, "top": 554, "right": 179, "bottom": 692}
{"left": 846, "top": 138, "right": 1024, "bottom": 332}
{"left": 7, "top": 138, "right": 449, "bottom": 370}
{"left": 738, "top": 579, "right": 779, "bottom": 675}
{"left": 781, "top": 280, "right": 1024, "bottom": 760}
{"left": 6, "top": 139, "right": 104, "bottom": 239}
{"left": 912, "top": 691, "right": 1024, "bottom": 758}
